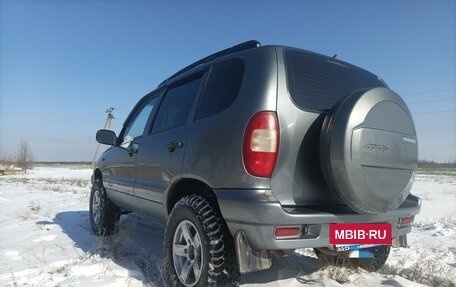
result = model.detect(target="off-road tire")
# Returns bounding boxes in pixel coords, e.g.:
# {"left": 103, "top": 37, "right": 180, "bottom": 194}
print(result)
{"left": 314, "top": 245, "right": 390, "bottom": 272}
{"left": 164, "top": 195, "right": 240, "bottom": 287}
{"left": 89, "top": 178, "right": 121, "bottom": 236}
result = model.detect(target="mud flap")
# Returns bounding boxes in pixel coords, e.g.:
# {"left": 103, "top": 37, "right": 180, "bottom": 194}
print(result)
{"left": 392, "top": 235, "right": 408, "bottom": 248}
{"left": 234, "top": 231, "right": 272, "bottom": 274}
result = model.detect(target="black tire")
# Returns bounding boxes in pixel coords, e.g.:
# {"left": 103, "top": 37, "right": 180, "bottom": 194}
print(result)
{"left": 89, "top": 178, "right": 121, "bottom": 236}
{"left": 164, "top": 195, "right": 240, "bottom": 287}
{"left": 354, "top": 245, "right": 390, "bottom": 272}
{"left": 314, "top": 245, "right": 390, "bottom": 272}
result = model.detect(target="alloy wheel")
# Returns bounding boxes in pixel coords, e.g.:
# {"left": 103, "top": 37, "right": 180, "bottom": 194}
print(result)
{"left": 172, "top": 220, "right": 203, "bottom": 286}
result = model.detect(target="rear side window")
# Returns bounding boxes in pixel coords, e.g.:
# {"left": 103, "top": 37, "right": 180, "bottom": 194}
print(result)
{"left": 286, "top": 50, "right": 385, "bottom": 111}
{"left": 195, "top": 59, "right": 244, "bottom": 120}
{"left": 152, "top": 76, "right": 203, "bottom": 133}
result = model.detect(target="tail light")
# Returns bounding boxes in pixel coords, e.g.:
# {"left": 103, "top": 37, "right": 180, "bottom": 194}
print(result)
{"left": 274, "top": 226, "right": 301, "bottom": 239}
{"left": 243, "top": 111, "right": 279, "bottom": 178}
{"left": 398, "top": 216, "right": 414, "bottom": 228}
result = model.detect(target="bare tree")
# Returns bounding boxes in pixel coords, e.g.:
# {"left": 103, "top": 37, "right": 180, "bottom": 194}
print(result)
{"left": 0, "top": 153, "right": 13, "bottom": 175}
{"left": 16, "top": 140, "right": 35, "bottom": 173}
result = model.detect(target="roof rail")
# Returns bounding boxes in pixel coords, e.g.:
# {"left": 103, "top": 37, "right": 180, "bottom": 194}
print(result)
{"left": 158, "top": 40, "right": 261, "bottom": 87}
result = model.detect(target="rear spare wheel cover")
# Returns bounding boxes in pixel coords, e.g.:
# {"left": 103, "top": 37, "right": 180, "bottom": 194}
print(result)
{"left": 320, "top": 87, "right": 418, "bottom": 214}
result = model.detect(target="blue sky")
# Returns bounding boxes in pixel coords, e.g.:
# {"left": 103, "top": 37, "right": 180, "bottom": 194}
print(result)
{"left": 1, "top": 0, "right": 455, "bottom": 162}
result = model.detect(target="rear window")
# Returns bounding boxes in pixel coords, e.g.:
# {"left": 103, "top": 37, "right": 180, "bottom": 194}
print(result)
{"left": 286, "top": 50, "right": 385, "bottom": 111}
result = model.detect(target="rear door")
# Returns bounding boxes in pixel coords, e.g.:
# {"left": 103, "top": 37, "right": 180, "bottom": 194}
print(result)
{"left": 134, "top": 73, "right": 205, "bottom": 220}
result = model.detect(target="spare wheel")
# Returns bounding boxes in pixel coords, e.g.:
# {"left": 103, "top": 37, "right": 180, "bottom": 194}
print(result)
{"left": 320, "top": 87, "right": 418, "bottom": 214}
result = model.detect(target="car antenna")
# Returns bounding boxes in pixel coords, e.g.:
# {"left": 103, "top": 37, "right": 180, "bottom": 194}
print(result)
{"left": 332, "top": 54, "right": 337, "bottom": 58}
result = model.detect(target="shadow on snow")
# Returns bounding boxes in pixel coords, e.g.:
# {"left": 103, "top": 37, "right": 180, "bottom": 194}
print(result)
{"left": 37, "top": 211, "right": 165, "bottom": 284}
{"left": 39, "top": 211, "right": 327, "bottom": 285}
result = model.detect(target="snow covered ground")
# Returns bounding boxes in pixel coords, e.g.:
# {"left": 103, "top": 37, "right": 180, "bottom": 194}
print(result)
{"left": 0, "top": 165, "right": 454, "bottom": 286}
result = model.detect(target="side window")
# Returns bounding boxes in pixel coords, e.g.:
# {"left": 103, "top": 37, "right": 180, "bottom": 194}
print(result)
{"left": 121, "top": 97, "right": 158, "bottom": 147}
{"left": 152, "top": 76, "right": 203, "bottom": 133}
{"left": 196, "top": 59, "right": 244, "bottom": 120}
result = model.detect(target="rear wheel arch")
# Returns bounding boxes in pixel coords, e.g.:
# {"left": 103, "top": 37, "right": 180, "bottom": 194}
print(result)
{"left": 166, "top": 178, "right": 219, "bottom": 215}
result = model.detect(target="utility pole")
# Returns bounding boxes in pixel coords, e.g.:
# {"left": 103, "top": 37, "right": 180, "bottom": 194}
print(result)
{"left": 92, "top": 107, "right": 115, "bottom": 169}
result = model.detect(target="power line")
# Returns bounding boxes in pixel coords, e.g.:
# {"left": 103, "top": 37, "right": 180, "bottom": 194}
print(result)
{"left": 0, "top": 111, "right": 104, "bottom": 135}
{"left": 0, "top": 117, "right": 103, "bottom": 135}
{"left": 402, "top": 88, "right": 456, "bottom": 96}
{"left": 407, "top": 98, "right": 456, "bottom": 104}
{"left": 413, "top": 109, "right": 456, "bottom": 115}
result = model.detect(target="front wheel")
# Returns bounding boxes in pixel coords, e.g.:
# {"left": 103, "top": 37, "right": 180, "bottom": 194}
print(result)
{"left": 164, "top": 195, "right": 239, "bottom": 286}
{"left": 89, "top": 179, "right": 120, "bottom": 236}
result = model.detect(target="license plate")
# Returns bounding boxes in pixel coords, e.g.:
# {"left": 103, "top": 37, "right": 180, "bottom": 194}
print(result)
{"left": 329, "top": 223, "right": 392, "bottom": 245}
{"left": 334, "top": 244, "right": 382, "bottom": 252}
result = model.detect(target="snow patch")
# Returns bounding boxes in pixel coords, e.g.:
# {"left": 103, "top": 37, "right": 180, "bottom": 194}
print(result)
{"left": 0, "top": 197, "right": 10, "bottom": 202}
{"left": 3, "top": 250, "right": 22, "bottom": 261}
{"left": 0, "top": 166, "right": 455, "bottom": 286}
{"left": 32, "top": 234, "right": 57, "bottom": 242}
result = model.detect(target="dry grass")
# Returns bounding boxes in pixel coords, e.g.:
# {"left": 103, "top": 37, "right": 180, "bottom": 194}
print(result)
{"left": 91, "top": 221, "right": 138, "bottom": 260}
{"left": 137, "top": 251, "right": 166, "bottom": 287}
{"left": 28, "top": 200, "right": 41, "bottom": 214}
{"left": 413, "top": 217, "right": 456, "bottom": 237}
{"left": 16, "top": 200, "right": 42, "bottom": 221}
{"left": 1, "top": 176, "right": 90, "bottom": 194}
{"left": 324, "top": 265, "right": 358, "bottom": 284}
{"left": 90, "top": 220, "right": 167, "bottom": 286}
{"left": 381, "top": 250, "right": 455, "bottom": 287}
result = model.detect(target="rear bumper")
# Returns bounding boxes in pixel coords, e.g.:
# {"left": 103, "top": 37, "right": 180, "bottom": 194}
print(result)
{"left": 215, "top": 188, "right": 421, "bottom": 250}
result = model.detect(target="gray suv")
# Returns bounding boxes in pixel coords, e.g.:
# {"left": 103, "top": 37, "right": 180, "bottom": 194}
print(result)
{"left": 90, "top": 40, "right": 421, "bottom": 286}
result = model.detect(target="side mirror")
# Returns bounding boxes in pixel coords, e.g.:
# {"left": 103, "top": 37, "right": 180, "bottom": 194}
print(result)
{"left": 96, "top": 129, "right": 117, "bottom": 146}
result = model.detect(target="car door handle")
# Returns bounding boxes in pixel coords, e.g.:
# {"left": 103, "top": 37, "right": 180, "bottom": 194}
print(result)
{"left": 127, "top": 142, "right": 140, "bottom": 157}
{"left": 167, "top": 140, "right": 183, "bottom": 152}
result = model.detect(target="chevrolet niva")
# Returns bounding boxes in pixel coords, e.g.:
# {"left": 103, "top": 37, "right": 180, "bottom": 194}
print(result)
{"left": 90, "top": 40, "right": 420, "bottom": 286}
